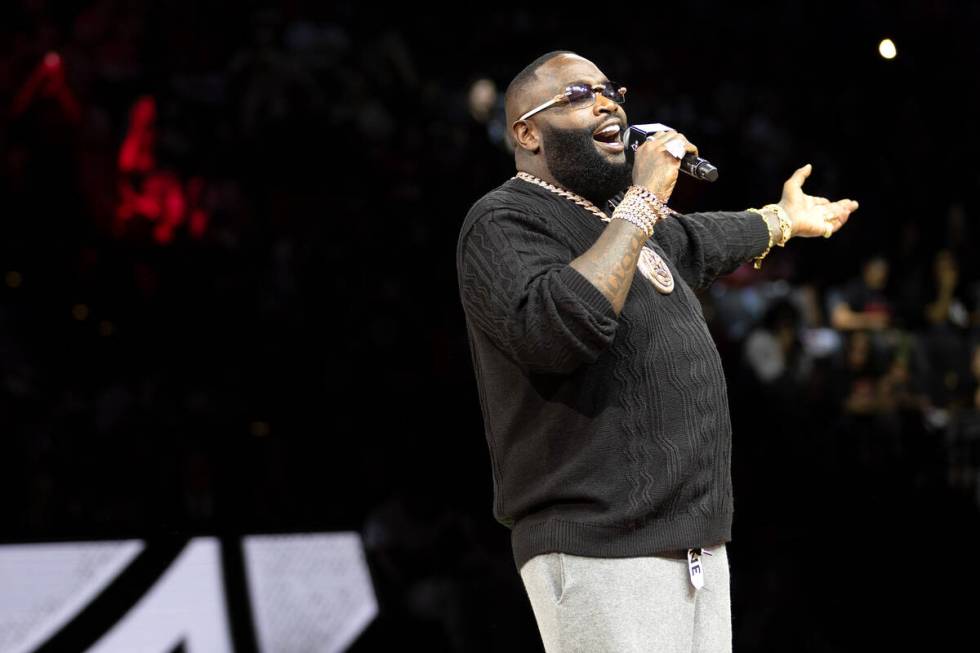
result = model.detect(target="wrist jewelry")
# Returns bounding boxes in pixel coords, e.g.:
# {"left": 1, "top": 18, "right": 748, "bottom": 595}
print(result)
{"left": 611, "top": 190, "right": 659, "bottom": 238}
{"left": 628, "top": 185, "right": 671, "bottom": 220}
{"left": 748, "top": 204, "right": 791, "bottom": 247}
{"left": 765, "top": 204, "right": 792, "bottom": 246}
{"left": 611, "top": 186, "right": 670, "bottom": 237}
{"left": 748, "top": 204, "right": 793, "bottom": 270}
{"left": 749, "top": 209, "right": 774, "bottom": 270}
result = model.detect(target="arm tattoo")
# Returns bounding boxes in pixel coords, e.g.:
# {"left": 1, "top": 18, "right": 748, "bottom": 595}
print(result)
{"left": 569, "top": 218, "right": 649, "bottom": 316}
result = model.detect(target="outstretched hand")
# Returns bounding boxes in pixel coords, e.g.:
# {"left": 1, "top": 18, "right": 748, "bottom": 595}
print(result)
{"left": 779, "top": 164, "right": 859, "bottom": 238}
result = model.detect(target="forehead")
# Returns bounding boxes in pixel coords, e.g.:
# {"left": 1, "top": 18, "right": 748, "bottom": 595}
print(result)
{"left": 537, "top": 55, "right": 609, "bottom": 89}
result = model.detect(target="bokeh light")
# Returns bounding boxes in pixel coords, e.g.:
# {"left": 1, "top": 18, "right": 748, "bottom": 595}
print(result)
{"left": 879, "top": 38, "right": 897, "bottom": 59}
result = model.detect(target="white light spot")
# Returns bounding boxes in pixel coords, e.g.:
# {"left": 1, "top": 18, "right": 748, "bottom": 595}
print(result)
{"left": 879, "top": 38, "right": 897, "bottom": 60}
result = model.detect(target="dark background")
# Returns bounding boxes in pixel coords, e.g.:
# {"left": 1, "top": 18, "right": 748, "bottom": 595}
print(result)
{"left": 2, "top": 1, "right": 979, "bottom": 650}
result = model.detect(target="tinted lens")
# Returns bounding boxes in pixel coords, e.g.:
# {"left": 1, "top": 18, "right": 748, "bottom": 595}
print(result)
{"left": 563, "top": 82, "right": 625, "bottom": 107}
{"left": 601, "top": 82, "right": 625, "bottom": 103}
{"left": 565, "top": 83, "right": 594, "bottom": 105}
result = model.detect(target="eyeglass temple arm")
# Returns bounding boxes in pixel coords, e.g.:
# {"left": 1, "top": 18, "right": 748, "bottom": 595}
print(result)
{"left": 517, "top": 95, "right": 563, "bottom": 122}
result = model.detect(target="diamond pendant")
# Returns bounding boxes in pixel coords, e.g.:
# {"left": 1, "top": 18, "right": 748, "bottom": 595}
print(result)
{"left": 638, "top": 247, "right": 674, "bottom": 294}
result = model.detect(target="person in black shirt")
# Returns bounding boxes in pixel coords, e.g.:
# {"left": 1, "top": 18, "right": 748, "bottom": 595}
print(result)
{"left": 828, "top": 253, "right": 893, "bottom": 332}
{"left": 457, "top": 50, "right": 859, "bottom": 652}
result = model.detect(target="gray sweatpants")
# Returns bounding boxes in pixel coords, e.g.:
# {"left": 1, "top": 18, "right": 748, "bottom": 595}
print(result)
{"left": 518, "top": 544, "right": 731, "bottom": 653}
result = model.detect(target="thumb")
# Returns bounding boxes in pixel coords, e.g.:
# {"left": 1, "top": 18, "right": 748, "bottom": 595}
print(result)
{"left": 786, "top": 163, "right": 812, "bottom": 190}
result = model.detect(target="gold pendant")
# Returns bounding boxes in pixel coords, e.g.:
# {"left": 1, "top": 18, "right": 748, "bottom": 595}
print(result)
{"left": 638, "top": 247, "right": 674, "bottom": 294}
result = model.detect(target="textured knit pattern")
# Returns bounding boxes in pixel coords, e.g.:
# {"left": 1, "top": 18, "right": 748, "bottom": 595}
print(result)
{"left": 456, "top": 177, "right": 771, "bottom": 573}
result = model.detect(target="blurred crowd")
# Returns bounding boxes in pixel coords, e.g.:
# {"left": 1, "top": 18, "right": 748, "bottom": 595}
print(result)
{"left": 717, "top": 234, "right": 980, "bottom": 499}
{"left": 1, "top": 1, "right": 978, "bottom": 651}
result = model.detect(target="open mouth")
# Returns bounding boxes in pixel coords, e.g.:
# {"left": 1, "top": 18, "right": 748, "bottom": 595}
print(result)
{"left": 593, "top": 123, "right": 624, "bottom": 153}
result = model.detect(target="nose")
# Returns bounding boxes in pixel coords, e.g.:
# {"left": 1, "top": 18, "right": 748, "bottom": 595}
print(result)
{"left": 594, "top": 93, "right": 620, "bottom": 115}
{"left": 593, "top": 95, "right": 624, "bottom": 126}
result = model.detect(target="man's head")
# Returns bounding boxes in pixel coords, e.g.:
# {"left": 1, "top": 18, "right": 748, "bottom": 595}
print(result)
{"left": 505, "top": 51, "right": 631, "bottom": 206}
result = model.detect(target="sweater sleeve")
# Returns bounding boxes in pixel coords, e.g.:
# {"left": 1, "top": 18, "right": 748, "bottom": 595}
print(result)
{"left": 457, "top": 206, "right": 620, "bottom": 375}
{"left": 653, "top": 209, "right": 772, "bottom": 290}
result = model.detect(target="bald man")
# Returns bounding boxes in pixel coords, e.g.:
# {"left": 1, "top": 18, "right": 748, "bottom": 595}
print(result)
{"left": 456, "top": 50, "right": 858, "bottom": 652}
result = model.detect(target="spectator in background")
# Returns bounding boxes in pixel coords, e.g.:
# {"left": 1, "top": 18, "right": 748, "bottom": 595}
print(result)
{"left": 924, "top": 249, "right": 970, "bottom": 330}
{"left": 830, "top": 329, "right": 890, "bottom": 466}
{"left": 828, "top": 254, "right": 892, "bottom": 332}
{"left": 838, "top": 330, "right": 883, "bottom": 416}
{"left": 467, "top": 78, "right": 510, "bottom": 154}
{"left": 943, "top": 342, "right": 980, "bottom": 501}
{"left": 943, "top": 203, "right": 974, "bottom": 288}
{"left": 877, "top": 338, "right": 930, "bottom": 416}
{"left": 919, "top": 249, "right": 974, "bottom": 411}
{"left": 742, "top": 296, "right": 813, "bottom": 401}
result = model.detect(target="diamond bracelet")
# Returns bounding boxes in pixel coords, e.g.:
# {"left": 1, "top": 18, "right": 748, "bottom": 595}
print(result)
{"left": 611, "top": 188, "right": 663, "bottom": 237}
{"left": 628, "top": 185, "right": 671, "bottom": 219}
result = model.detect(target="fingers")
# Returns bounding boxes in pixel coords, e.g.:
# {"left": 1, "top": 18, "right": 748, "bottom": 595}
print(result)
{"left": 830, "top": 212, "right": 851, "bottom": 234}
{"left": 667, "top": 132, "right": 698, "bottom": 157}
{"left": 823, "top": 199, "right": 860, "bottom": 228}
{"left": 643, "top": 129, "right": 678, "bottom": 150}
{"left": 830, "top": 199, "right": 859, "bottom": 217}
{"left": 644, "top": 130, "right": 699, "bottom": 158}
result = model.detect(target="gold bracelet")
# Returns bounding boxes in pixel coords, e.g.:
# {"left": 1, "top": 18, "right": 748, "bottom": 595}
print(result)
{"left": 748, "top": 205, "right": 791, "bottom": 246}
{"left": 763, "top": 204, "right": 792, "bottom": 246}
{"left": 747, "top": 208, "right": 774, "bottom": 270}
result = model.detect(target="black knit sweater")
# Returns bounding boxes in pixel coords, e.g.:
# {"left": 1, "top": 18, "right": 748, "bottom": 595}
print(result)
{"left": 456, "top": 176, "right": 772, "bottom": 573}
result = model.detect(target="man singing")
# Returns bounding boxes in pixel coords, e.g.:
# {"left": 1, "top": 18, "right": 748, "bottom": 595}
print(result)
{"left": 455, "top": 50, "right": 858, "bottom": 652}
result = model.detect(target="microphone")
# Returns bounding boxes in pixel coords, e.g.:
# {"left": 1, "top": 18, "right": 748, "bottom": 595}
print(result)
{"left": 623, "top": 123, "right": 719, "bottom": 182}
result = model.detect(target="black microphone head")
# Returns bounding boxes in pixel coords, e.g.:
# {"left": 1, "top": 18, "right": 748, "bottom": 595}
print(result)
{"left": 700, "top": 163, "right": 719, "bottom": 182}
{"left": 683, "top": 156, "right": 719, "bottom": 182}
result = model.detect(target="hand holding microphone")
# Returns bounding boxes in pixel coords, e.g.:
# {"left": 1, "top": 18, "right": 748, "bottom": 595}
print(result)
{"left": 625, "top": 123, "right": 719, "bottom": 183}
{"left": 629, "top": 128, "right": 700, "bottom": 204}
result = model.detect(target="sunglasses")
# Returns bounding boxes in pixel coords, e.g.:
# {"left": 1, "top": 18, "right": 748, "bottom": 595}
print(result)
{"left": 518, "top": 81, "right": 627, "bottom": 122}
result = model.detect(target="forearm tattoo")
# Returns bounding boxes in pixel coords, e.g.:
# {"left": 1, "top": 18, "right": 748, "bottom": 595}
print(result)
{"left": 569, "top": 219, "right": 648, "bottom": 316}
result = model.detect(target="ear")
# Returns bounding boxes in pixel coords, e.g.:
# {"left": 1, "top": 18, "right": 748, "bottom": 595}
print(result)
{"left": 511, "top": 120, "right": 540, "bottom": 154}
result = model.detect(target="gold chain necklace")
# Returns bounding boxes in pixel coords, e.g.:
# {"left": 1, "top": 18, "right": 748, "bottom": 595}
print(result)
{"left": 512, "top": 171, "right": 674, "bottom": 295}
{"left": 513, "top": 171, "right": 610, "bottom": 221}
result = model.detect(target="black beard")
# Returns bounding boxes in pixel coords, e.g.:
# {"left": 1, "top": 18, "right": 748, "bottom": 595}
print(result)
{"left": 539, "top": 122, "right": 632, "bottom": 208}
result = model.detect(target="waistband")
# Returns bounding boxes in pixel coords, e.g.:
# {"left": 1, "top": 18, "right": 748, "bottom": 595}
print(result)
{"left": 656, "top": 541, "right": 725, "bottom": 559}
